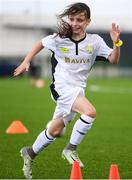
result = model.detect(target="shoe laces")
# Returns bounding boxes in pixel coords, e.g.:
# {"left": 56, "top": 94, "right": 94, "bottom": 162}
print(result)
{"left": 25, "top": 156, "right": 33, "bottom": 167}
{"left": 71, "top": 151, "right": 80, "bottom": 161}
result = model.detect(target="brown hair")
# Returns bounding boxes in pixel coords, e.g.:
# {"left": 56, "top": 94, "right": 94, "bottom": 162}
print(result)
{"left": 57, "top": 2, "right": 91, "bottom": 38}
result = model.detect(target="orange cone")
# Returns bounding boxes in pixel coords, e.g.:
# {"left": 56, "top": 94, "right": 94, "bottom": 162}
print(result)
{"left": 109, "top": 164, "right": 120, "bottom": 179}
{"left": 6, "top": 120, "right": 29, "bottom": 134}
{"left": 70, "top": 161, "right": 83, "bottom": 180}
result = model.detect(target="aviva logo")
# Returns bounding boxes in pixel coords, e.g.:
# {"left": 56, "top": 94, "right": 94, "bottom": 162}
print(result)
{"left": 59, "top": 47, "right": 69, "bottom": 53}
{"left": 85, "top": 45, "right": 94, "bottom": 54}
{"left": 65, "top": 57, "right": 90, "bottom": 63}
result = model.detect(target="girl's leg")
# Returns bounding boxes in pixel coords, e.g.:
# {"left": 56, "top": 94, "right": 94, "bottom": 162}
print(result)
{"left": 62, "top": 95, "right": 96, "bottom": 167}
{"left": 31, "top": 117, "right": 65, "bottom": 156}
{"left": 21, "top": 117, "right": 64, "bottom": 179}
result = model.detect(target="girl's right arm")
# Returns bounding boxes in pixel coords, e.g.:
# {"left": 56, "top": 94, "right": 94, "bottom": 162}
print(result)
{"left": 14, "top": 41, "right": 44, "bottom": 76}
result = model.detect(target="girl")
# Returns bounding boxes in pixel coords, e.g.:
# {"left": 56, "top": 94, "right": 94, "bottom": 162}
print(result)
{"left": 14, "top": 2, "right": 122, "bottom": 179}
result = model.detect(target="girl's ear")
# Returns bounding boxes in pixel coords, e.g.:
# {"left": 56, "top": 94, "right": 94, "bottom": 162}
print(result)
{"left": 86, "top": 19, "right": 91, "bottom": 26}
{"left": 88, "top": 19, "right": 91, "bottom": 23}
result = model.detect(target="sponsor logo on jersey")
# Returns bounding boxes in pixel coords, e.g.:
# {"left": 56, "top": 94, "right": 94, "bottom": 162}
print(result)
{"left": 65, "top": 57, "right": 90, "bottom": 63}
{"left": 85, "top": 45, "right": 94, "bottom": 54}
{"left": 59, "top": 47, "right": 69, "bottom": 53}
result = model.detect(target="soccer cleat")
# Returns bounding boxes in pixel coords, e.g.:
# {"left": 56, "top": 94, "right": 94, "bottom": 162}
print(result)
{"left": 20, "top": 147, "right": 33, "bottom": 179}
{"left": 62, "top": 149, "right": 84, "bottom": 168}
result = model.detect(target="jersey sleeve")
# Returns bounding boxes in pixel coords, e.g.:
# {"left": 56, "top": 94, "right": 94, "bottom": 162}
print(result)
{"left": 41, "top": 34, "right": 56, "bottom": 52}
{"left": 96, "top": 35, "right": 113, "bottom": 61}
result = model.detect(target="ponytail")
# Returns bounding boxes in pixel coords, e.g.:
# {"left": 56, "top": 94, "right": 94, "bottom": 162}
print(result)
{"left": 57, "top": 19, "right": 72, "bottom": 38}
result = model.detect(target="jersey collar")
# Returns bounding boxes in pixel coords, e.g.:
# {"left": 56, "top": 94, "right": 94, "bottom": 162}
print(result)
{"left": 70, "top": 34, "right": 86, "bottom": 43}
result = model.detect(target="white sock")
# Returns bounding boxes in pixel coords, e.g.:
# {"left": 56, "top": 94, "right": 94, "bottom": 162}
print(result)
{"left": 70, "top": 114, "right": 95, "bottom": 145}
{"left": 32, "top": 129, "right": 55, "bottom": 154}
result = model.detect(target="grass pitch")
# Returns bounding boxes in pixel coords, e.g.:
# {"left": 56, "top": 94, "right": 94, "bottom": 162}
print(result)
{"left": 0, "top": 77, "right": 132, "bottom": 179}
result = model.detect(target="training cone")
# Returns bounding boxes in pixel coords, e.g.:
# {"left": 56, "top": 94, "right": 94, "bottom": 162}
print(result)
{"left": 109, "top": 164, "right": 120, "bottom": 179}
{"left": 6, "top": 120, "right": 29, "bottom": 134}
{"left": 70, "top": 161, "right": 83, "bottom": 180}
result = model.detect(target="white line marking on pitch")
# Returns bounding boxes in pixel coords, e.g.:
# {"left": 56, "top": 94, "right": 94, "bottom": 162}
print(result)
{"left": 89, "top": 85, "right": 132, "bottom": 94}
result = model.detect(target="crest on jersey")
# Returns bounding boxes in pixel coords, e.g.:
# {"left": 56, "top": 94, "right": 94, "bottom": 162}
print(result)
{"left": 59, "top": 47, "right": 69, "bottom": 53}
{"left": 85, "top": 45, "right": 94, "bottom": 54}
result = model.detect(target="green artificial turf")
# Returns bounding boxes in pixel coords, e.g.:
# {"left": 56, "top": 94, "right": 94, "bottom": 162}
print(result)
{"left": 0, "top": 77, "right": 132, "bottom": 179}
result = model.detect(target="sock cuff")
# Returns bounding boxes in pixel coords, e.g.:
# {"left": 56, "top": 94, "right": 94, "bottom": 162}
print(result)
{"left": 45, "top": 129, "right": 55, "bottom": 140}
{"left": 80, "top": 114, "right": 95, "bottom": 123}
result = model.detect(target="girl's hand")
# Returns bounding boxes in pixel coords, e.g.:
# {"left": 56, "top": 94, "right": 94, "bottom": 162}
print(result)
{"left": 110, "top": 23, "right": 120, "bottom": 43}
{"left": 14, "top": 62, "right": 30, "bottom": 76}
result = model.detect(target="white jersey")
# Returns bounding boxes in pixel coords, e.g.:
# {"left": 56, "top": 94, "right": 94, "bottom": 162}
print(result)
{"left": 41, "top": 33, "right": 112, "bottom": 100}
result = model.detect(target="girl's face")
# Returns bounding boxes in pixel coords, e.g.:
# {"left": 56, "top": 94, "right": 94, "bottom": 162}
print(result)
{"left": 68, "top": 12, "right": 90, "bottom": 36}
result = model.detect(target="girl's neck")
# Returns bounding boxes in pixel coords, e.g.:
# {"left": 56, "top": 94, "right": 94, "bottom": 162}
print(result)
{"left": 71, "top": 33, "right": 86, "bottom": 41}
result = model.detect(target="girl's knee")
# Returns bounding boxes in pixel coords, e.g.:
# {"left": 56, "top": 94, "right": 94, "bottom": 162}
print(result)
{"left": 84, "top": 107, "right": 96, "bottom": 118}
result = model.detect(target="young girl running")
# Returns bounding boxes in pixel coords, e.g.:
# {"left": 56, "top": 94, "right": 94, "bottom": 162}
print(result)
{"left": 14, "top": 2, "right": 122, "bottom": 179}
